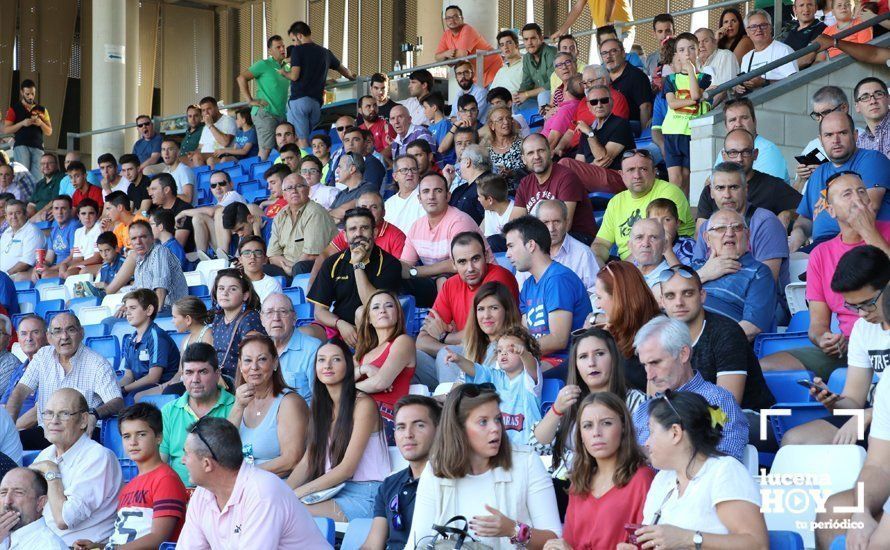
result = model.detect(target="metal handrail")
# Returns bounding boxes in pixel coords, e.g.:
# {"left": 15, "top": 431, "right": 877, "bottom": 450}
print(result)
{"left": 64, "top": 0, "right": 753, "bottom": 151}
{"left": 705, "top": 11, "right": 890, "bottom": 100}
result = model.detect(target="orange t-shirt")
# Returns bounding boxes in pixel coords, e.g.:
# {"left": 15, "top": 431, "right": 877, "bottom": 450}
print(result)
{"left": 436, "top": 24, "right": 504, "bottom": 87}
{"left": 113, "top": 213, "right": 147, "bottom": 252}
{"left": 825, "top": 20, "right": 873, "bottom": 58}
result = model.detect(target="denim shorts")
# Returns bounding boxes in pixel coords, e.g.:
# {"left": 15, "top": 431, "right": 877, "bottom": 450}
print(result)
{"left": 334, "top": 480, "right": 383, "bottom": 521}
{"left": 287, "top": 96, "right": 321, "bottom": 140}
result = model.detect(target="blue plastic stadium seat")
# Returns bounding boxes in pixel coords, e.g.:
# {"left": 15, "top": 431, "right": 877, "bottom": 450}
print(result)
{"left": 769, "top": 530, "right": 804, "bottom": 550}
{"left": 16, "top": 289, "right": 38, "bottom": 313}
{"left": 541, "top": 379, "right": 565, "bottom": 415}
{"left": 169, "top": 331, "right": 188, "bottom": 349}
{"left": 13, "top": 280, "right": 32, "bottom": 291}
{"left": 283, "top": 286, "right": 305, "bottom": 307}
{"left": 139, "top": 394, "right": 178, "bottom": 409}
{"left": 101, "top": 417, "right": 126, "bottom": 458}
{"left": 68, "top": 296, "right": 101, "bottom": 318}
{"left": 83, "top": 324, "right": 109, "bottom": 338}
{"left": 294, "top": 302, "right": 314, "bottom": 326}
{"left": 34, "top": 277, "right": 62, "bottom": 291}
{"left": 239, "top": 156, "right": 262, "bottom": 172}
{"left": 215, "top": 160, "right": 237, "bottom": 171}
{"left": 399, "top": 295, "right": 417, "bottom": 334}
{"left": 21, "top": 450, "right": 40, "bottom": 466}
{"left": 35, "top": 299, "right": 65, "bottom": 321}
{"left": 763, "top": 370, "right": 816, "bottom": 403}
{"left": 85, "top": 336, "right": 121, "bottom": 371}
{"left": 10, "top": 314, "right": 27, "bottom": 330}
{"left": 313, "top": 517, "right": 335, "bottom": 545}
{"left": 771, "top": 402, "right": 831, "bottom": 442}
{"left": 45, "top": 310, "right": 71, "bottom": 324}
{"left": 786, "top": 311, "right": 810, "bottom": 333}
{"left": 250, "top": 161, "right": 273, "bottom": 182}
{"left": 753, "top": 331, "right": 814, "bottom": 358}
{"left": 155, "top": 317, "right": 177, "bottom": 331}
{"left": 827, "top": 367, "right": 880, "bottom": 395}
{"left": 119, "top": 458, "right": 139, "bottom": 483}
{"left": 111, "top": 321, "right": 133, "bottom": 345}
{"left": 188, "top": 284, "right": 210, "bottom": 298}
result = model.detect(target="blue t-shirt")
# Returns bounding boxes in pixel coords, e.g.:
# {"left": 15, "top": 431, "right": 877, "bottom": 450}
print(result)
{"left": 468, "top": 361, "right": 542, "bottom": 446}
{"left": 123, "top": 323, "right": 180, "bottom": 383}
{"left": 234, "top": 127, "right": 259, "bottom": 158}
{"left": 428, "top": 119, "right": 456, "bottom": 166}
{"left": 163, "top": 237, "right": 187, "bottom": 266}
{"left": 99, "top": 255, "right": 126, "bottom": 284}
{"left": 519, "top": 261, "right": 592, "bottom": 360}
{"left": 0, "top": 271, "right": 18, "bottom": 316}
{"left": 798, "top": 148, "right": 890, "bottom": 241}
{"left": 133, "top": 134, "right": 163, "bottom": 164}
{"left": 651, "top": 93, "right": 667, "bottom": 128}
{"left": 48, "top": 219, "right": 81, "bottom": 263}
{"left": 695, "top": 253, "right": 777, "bottom": 332}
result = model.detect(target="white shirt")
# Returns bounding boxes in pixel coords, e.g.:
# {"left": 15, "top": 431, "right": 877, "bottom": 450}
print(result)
{"left": 310, "top": 183, "right": 340, "bottom": 210}
{"left": 200, "top": 114, "right": 238, "bottom": 153}
{"left": 848, "top": 318, "right": 890, "bottom": 403}
{"left": 165, "top": 162, "right": 197, "bottom": 201}
{"left": 491, "top": 60, "right": 523, "bottom": 94}
{"left": 72, "top": 223, "right": 102, "bottom": 260}
{"left": 102, "top": 176, "right": 130, "bottom": 198}
{"left": 384, "top": 189, "right": 426, "bottom": 234}
{"left": 482, "top": 200, "right": 515, "bottom": 237}
{"left": 20, "top": 345, "right": 122, "bottom": 426}
{"left": 250, "top": 274, "right": 282, "bottom": 304}
{"left": 218, "top": 190, "right": 246, "bottom": 208}
{"left": 516, "top": 235, "right": 600, "bottom": 296}
{"left": 34, "top": 434, "right": 121, "bottom": 546}
{"left": 740, "top": 41, "right": 798, "bottom": 81}
{"left": 701, "top": 48, "right": 741, "bottom": 88}
{"left": 0, "top": 518, "right": 68, "bottom": 550}
{"left": 642, "top": 455, "right": 761, "bottom": 535}
{"left": 0, "top": 222, "right": 43, "bottom": 271}
{"left": 399, "top": 97, "right": 429, "bottom": 126}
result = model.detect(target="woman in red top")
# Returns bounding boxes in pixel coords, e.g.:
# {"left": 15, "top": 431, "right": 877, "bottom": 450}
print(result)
{"left": 544, "top": 392, "right": 654, "bottom": 550}
{"left": 354, "top": 289, "right": 416, "bottom": 444}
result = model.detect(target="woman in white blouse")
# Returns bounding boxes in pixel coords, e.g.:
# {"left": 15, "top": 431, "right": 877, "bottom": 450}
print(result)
{"left": 407, "top": 383, "right": 561, "bottom": 549}
{"left": 618, "top": 391, "right": 768, "bottom": 550}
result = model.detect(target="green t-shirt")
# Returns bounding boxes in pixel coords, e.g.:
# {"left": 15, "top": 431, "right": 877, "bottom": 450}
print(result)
{"left": 661, "top": 72, "right": 711, "bottom": 136}
{"left": 30, "top": 172, "right": 63, "bottom": 211}
{"left": 249, "top": 57, "right": 290, "bottom": 119}
{"left": 180, "top": 125, "right": 204, "bottom": 155}
{"left": 598, "top": 178, "right": 696, "bottom": 259}
{"left": 159, "top": 390, "right": 235, "bottom": 486}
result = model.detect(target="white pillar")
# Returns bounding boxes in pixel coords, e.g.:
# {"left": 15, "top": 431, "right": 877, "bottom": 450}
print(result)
{"left": 91, "top": 0, "right": 127, "bottom": 164}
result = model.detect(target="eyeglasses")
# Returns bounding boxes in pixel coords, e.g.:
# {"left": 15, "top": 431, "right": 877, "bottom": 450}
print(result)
{"left": 300, "top": 168, "right": 320, "bottom": 175}
{"left": 189, "top": 417, "right": 220, "bottom": 462}
{"left": 389, "top": 494, "right": 404, "bottom": 530}
{"left": 588, "top": 97, "right": 610, "bottom": 106}
{"left": 657, "top": 264, "right": 698, "bottom": 285}
{"left": 50, "top": 326, "right": 80, "bottom": 337}
{"left": 621, "top": 148, "right": 653, "bottom": 160}
{"left": 41, "top": 409, "right": 86, "bottom": 422}
{"left": 747, "top": 23, "right": 770, "bottom": 32}
{"left": 600, "top": 47, "right": 621, "bottom": 57}
{"left": 443, "top": 14, "right": 462, "bottom": 21}
{"left": 809, "top": 104, "right": 843, "bottom": 121}
{"left": 209, "top": 181, "right": 227, "bottom": 189}
{"left": 396, "top": 167, "right": 419, "bottom": 174}
{"left": 844, "top": 287, "right": 885, "bottom": 313}
{"left": 239, "top": 249, "right": 264, "bottom": 258}
{"left": 707, "top": 222, "right": 746, "bottom": 234}
{"left": 723, "top": 148, "right": 754, "bottom": 159}
{"left": 261, "top": 308, "right": 294, "bottom": 317}
{"left": 136, "top": 122, "right": 151, "bottom": 128}
{"left": 555, "top": 60, "right": 575, "bottom": 69}
{"left": 856, "top": 90, "right": 887, "bottom": 103}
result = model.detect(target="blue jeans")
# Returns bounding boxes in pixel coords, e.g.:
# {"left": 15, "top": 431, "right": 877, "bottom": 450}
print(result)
{"left": 287, "top": 97, "right": 321, "bottom": 141}
{"left": 13, "top": 145, "right": 43, "bottom": 181}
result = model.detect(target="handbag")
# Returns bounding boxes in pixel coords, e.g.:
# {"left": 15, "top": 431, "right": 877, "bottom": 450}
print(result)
{"left": 415, "top": 516, "right": 494, "bottom": 550}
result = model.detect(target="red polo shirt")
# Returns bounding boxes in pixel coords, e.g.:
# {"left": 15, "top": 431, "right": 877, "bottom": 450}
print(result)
{"left": 331, "top": 220, "right": 407, "bottom": 258}
{"left": 72, "top": 184, "right": 104, "bottom": 210}
{"left": 432, "top": 264, "right": 519, "bottom": 331}
{"left": 360, "top": 118, "right": 397, "bottom": 153}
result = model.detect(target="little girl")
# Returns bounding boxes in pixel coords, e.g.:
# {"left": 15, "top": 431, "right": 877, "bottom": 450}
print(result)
{"left": 661, "top": 33, "right": 711, "bottom": 197}
{"left": 445, "top": 326, "right": 543, "bottom": 446}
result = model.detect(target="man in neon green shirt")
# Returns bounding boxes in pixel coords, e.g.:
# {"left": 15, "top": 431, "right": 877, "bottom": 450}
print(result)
{"left": 236, "top": 35, "right": 290, "bottom": 161}
{"left": 592, "top": 150, "right": 695, "bottom": 263}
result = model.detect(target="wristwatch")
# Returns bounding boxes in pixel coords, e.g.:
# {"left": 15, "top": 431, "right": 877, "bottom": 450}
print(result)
{"left": 693, "top": 531, "right": 704, "bottom": 550}
{"left": 409, "top": 267, "right": 419, "bottom": 278}
{"left": 438, "top": 331, "right": 448, "bottom": 343}
{"left": 353, "top": 261, "right": 367, "bottom": 270}
{"left": 44, "top": 471, "right": 62, "bottom": 482}
{"left": 587, "top": 129, "right": 596, "bottom": 138}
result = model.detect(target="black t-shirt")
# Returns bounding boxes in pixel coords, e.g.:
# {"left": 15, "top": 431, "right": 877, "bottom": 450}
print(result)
{"left": 167, "top": 197, "right": 192, "bottom": 217}
{"left": 782, "top": 21, "right": 827, "bottom": 51}
{"left": 8, "top": 101, "right": 45, "bottom": 149}
{"left": 697, "top": 170, "right": 802, "bottom": 220}
{"left": 128, "top": 175, "right": 152, "bottom": 213}
{"left": 290, "top": 42, "right": 342, "bottom": 103}
{"left": 692, "top": 311, "right": 776, "bottom": 410}
{"left": 307, "top": 246, "right": 402, "bottom": 325}
{"left": 610, "top": 64, "right": 654, "bottom": 123}
{"left": 372, "top": 467, "right": 418, "bottom": 549}
{"left": 579, "top": 115, "right": 637, "bottom": 170}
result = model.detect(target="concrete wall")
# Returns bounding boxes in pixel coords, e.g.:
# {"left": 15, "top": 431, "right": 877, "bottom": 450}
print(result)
{"left": 690, "top": 37, "right": 890, "bottom": 206}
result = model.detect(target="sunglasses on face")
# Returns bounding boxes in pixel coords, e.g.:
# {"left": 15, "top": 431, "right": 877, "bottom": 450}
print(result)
{"left": 588, "top": 97, "right": 610, "bottom": 106}
{"left": 137, "top": 121, "right": 151, "bottom": 128}
{"left": 209, "top": 182, "right": 227, "bottom": 189}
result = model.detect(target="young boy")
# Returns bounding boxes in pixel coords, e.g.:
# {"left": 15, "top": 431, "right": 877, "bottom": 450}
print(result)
{"left": 150, "top": 208, "right": 187, "bottom": 265}
{"left": 421, "top": 92, "right": 451, "bottom": 158}
{"left": 647, "top": 197, "right": 694, "bottom": 266}
{"left": 477, "top": 174, "right": 514, "bottom": 253}
{"left": 90, "top": 231, "right": 126, "bottom": 293}
{"left": 61, "top": 198, "right": 103, "bottom": 277}
{"left": 120, "top": 288, "right": 181, "bottom": 396}
{"left": 445, "top": 326, "right": 543, "bottom": 445}
{"left": 238, "top": 236, "right": 282, "bottom": 303}
{"left": 74, "top": 402, "right": 188, "bottom": 549}
{"left": 33, "top": 195, "right": 81, "bottom": 280}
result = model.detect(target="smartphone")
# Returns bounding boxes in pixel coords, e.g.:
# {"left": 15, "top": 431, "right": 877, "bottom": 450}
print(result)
{"left": 624, "top": 523, "right": 643, "bottom": 546}
{"left": 796, "top": 379, "right": 833, "bottom": 396}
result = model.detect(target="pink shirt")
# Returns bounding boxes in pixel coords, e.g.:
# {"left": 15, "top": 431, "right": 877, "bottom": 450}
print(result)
{"left": 400, "top": 205, "right": 492, "bottom": 266}
{"left": 807, "top": 221, "right": 890, "bottom": 336}
{"left": 542, "top": 97, "right": 581, "bottom": 138}
{"left": 177, "top": 464, "right": 331, "bottom": 549}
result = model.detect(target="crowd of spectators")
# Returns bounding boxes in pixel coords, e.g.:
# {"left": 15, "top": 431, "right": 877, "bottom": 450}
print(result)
{"left": 0, "top": 2, "right": 889, "bottom": 548}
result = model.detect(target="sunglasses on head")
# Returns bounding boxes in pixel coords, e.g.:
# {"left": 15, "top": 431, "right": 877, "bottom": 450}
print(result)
{"left": 825, "top": 170, "right": 861, "bottom": 190}
{"left": 653, "top": 389, "right": 683, "bottom": 428}
{"left": 621, "top": 148, "right": 653, "bottom": 160}
{"left": 188, "top": 417, "right": 219, "bottom": 462}
{"left": 455, "top": 382, "right": 497, "bottom": 408}
{"left": 657, "top": 264, "right": 698, "bottom": 285}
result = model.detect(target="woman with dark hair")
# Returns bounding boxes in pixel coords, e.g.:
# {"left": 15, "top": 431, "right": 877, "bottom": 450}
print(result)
{"left": 617, "top": 391, "right": 768, "bottom": 550}
{"left": 532, "top": 328, "right": 646, "bottom": 514}
{"left": 229, "top": 334, "right": 308, "bottom": 478}
{"left": 407, "top": 383, "right": 562, "bottom": 549}
{"left": 543, "top": 392, "right": 654, "bottom": 550}
{"left": 354, "top": 289, "right": 416, "bottom": 444}
{"left": 210, "top": 268, "right": 266, "bottom": 378}
{"left": 716, "top": 8, "right": 754, "bottom": 62}
{"left": 589, "top": 261, "right": 661, "bottom": 391}
{"left": 287, "top": 339, "right": 389, "bottom": 522}
{"left": 461, "top": 281, "right": 523, "bottom": 366}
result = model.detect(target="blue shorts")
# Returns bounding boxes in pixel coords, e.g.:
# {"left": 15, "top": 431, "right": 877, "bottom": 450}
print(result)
{"left": 287, "top": 97, "right": 322, "bottom": 141}
{"left": 663, "top": 133, "right": 691, "bottom": 169}
{"left": 333, "top": 480, "right": 382, "bottom": 521}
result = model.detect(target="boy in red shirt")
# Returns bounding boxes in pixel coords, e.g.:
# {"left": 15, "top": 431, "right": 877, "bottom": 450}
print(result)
{"left": 74, "top": 403, "right": 188, "bottom": 549}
